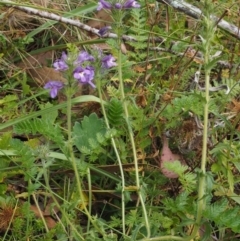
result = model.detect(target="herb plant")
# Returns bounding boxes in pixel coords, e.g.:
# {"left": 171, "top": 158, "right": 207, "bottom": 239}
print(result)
{"left": 0, "top": 0, "right": 240, "bottom": 240}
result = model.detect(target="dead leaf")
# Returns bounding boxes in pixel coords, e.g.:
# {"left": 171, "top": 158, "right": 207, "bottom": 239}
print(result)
{"left": 87, "top": 10, "right": 113, "bottom": 31}
{"left": 232, "top": 99, "right": 240, "bottom": 113}
{"left": 17, "top": 51, "right": 54, "bottom": 68}
{"left": 30, "top": 204, "right": 57, "bottom": 229}
{"left": 28, "top": 66, "right": 66, "bottom": 86}
{"left": 16, "top": 51, "right": 66, "bottom": 85}
{"left": 30, "top": 204, "right": 42, "bottom": 218}
{"left": 134, "top": 65, "right": 146, "bottom": 73}
{"left": 44, "top": 216, "right": 57, "bottom": 229}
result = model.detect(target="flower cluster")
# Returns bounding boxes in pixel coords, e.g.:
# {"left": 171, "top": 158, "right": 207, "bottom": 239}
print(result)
{"left": 97, "top": 0, "right": 140, "bottom": 11}
{"left": 44, "top": 51, "right": 117, "bottom": 98}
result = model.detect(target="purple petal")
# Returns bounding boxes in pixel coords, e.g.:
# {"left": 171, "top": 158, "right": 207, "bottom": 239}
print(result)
{"left": 53, "top": 52, "right": 69, "bottom": 71}
{"left": 102, "top": 55, "right": 117, "bottom": 69}
{"left": 53, "top": 60, "right": 69, "bottom": 71}
{"left": 44, "top": 81, "right": 64, "bottom": 98}
{"left": 61, "top": 51, "right": 68, "bottom": 61}
{"left": 115, "top": 3, "right": 122, "bottom": 9}
{"left": 123, "top": 0, "right": 140, "bottom": 8}
{"left": 73, "top": 66, "right": 95, "bottom": 88}
{"left": 75, "top": 51, "right": 95, "bottom": 65}
{"left": 88, "top": 81, "right": 96, "bottom": 88}
{"left": 97, "top": 0, "right": 112, "bottom": 11}
{"left": 50, "top": 87, "right": 58, "bottom": 98}
{"left": 98, "top": 26, "right": 112, "bottom": 37}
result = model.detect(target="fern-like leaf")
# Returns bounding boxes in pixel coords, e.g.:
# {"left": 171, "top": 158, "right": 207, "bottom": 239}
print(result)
{"left": 107, "top": 98, "right": 124, "bottom": 126}
{"left": 126, "top": 8, "right": 148, "bottom": 62}
{"left": 107, "top": 85, "right": 120, "bottom": 98}
{"left": 10, "top": 139, "right": 38, "bottom": 180}
{"left": 163, "top": 92, "right": 206, "bottom": 128}
{"left": 203, "top": 198, "right": 240, "bottom": 233}
{"left": 221, "top": 78, "right": 240, "bottom": 98}
{"left": 14, "top": 118, "right": 64, "bottom": 146}
{"left": 164, "top": 161, "right": 197, "bottom": 193}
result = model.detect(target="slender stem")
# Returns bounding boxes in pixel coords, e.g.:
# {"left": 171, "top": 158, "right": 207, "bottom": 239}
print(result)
{"left": 189, "top": 69, "right": 210, "bottom": 238}
{"left": 188, "top": 4, "right": 213, "bottom": 238}
{"left": 86, "top": 168, "right": 92, "bottom": 233}
{"left": 32, "top": 193, "right": 49, "bottom": 232}
{"left": 67, "top": 91, "right": 72, "bottom": 143}
{"left": 137, "top": 235, "right": 185, "bottom": 241}
{"left": 116, "top": 27, "right": 150, "bottom": 237}
{"left": 41, "top": 174, "right": 85, "bottom": 240}
{"left": 97, "top": 78, "right": 126, "bottom": 235}
{"left": 66, "top": 88, "right": 104, "bottom": 236}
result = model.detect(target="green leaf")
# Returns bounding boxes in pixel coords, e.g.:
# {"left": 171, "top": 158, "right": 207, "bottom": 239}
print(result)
{"left": 73, "top": 113, "right": 107, "bottom": 153}
{"left": 227, "top": 168, "right": 234, "bottom": 193}
{"left": 0, "top": 132, "right": 12, "bottom": 149}
{"left": 0, "top": 95, "right": 102, "bottom": 130}
{"left": 0, "top": 95, "right": 18, "bottom": 104}
{"left": 107, "top": 98, "right": 124, "bottom": 126}
{"left": 40, "top": 102, "right": 58, "bottom": 124}
{"left": 14, "top": 118, "right": 64, "bottom": 146}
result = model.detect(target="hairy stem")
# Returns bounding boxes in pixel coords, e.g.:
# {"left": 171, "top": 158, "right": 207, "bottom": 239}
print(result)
{"left": 97, "top": 78, "right": 126, "bottom": 235}
{"left": 116, "top": 26, "right": 150, "bottom": 237}
{"left": 66, "top": 89, "right": 104, "bottom": 236}
{"left": 188, "top": 2, "right": 214, "bottom": 239}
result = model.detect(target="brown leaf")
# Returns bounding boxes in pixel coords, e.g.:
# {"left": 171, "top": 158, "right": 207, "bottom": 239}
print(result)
{"left": 28, "top": 67, "right": 66, "bottom": 86}
{"left": 30, "top": 205, "right": 42, "bottom": 218}
{"left": 16, "top": 51, "right": 65, "bottom": 85}
{"left": 18, "top": 51, "right": 54, "bottom": 68}
{"left": 87, "top": 10, "right": 113, "bottom": 30}
{"left": 30, "top": 204, "right": 57, "bottom": 229}
{"left": 44, "top": 216, "right": 57, "bottom": 229}
{"left": 134, "top": 65, "right": 146, "bottom": 73}
{"left": 43, "top": 198, "right": 60, "bottom": 216}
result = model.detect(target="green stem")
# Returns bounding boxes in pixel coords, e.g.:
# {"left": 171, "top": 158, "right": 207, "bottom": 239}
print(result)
{"left": 138, "top": 236, "right": 185, "bottom": 241}
{"left": 86, "top": 167, "right": 92, "bottom": 233}
{"left": 66, "top": 89, "right": 104, "bottom": 236}
{"left": 189, "top": 69, "right": 210, "bottom": 238}
{"left": 97, "top": 78, "right": 126, "bottom": 235}
{"left": 32, "top": 192, "right": 49, "bottom": 232}
{"left": 41, "top": 173, "right": 85, "bottom": 240}
{"left": 116, "top": 28, "right": 150, "bottom": 237}
{"left": 188, "top": 8, "right": 213, "bottom": 239}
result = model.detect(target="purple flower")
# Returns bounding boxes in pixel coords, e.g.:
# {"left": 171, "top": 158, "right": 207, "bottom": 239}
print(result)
{"left": 102, "top": 55, "right": 117, "bottom": 69}
{"left": 97, "top": 0, "right": 112, "bottom": 11}
{"left": 44, "top": 81, "right": 64, "bottom": 98}
{"left": 53, "top": 60, "right": 68, "bottom": 71}
{"left": 53, "top": 52, "right": 68, "bottom": 71}
{"left": 98, "top": 26, "right": 112, "bottom": 37}
{"left": 60, "top": 51, "right": 68, "bottom": 61}
{"left": 115, "top": 3, "right": 122, "bottom": 9}
{"left": 73, "top": 66, "right": 96, "bottom": 88}
{"left": 75, "top": 51, "right": 95, "bottom": 65}
{"left": 123, "top": 0, "right": 141, "bottom": 8}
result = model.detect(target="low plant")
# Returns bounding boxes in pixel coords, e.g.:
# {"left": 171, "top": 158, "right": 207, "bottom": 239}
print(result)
{"left": 0, "top": 0, "right": 240, "bottom": 240}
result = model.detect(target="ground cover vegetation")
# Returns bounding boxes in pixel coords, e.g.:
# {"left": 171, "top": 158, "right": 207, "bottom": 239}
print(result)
{"left": 0, "top": 0, "right": 240, "bottom": 240}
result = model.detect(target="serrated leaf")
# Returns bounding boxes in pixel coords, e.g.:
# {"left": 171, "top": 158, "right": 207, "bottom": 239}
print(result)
{"left": 73, "top": 113, "right": 107, "bottom": 152}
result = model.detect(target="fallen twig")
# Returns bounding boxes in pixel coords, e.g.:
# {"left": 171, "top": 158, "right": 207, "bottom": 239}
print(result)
{"left": 0, "top": 0, "right": 136, "bottom": 41}
{"left": 1, "top": 0, "right": 239, "bottom": 70}
{"left": 158, "top": 0, "right": 240, "bottom": 40}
